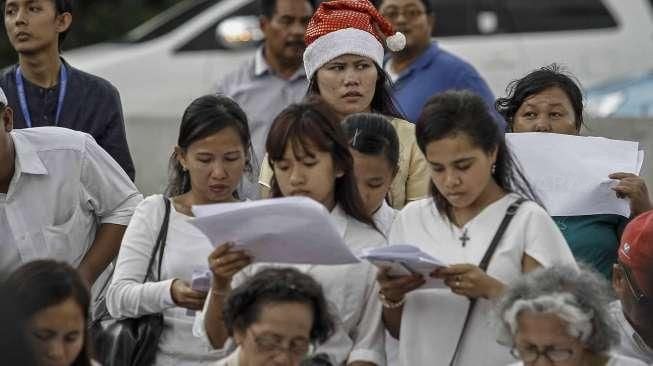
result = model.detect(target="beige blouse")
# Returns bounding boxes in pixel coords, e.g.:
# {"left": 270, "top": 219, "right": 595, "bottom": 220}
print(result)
{"left": 258, "top": 118, "right": 429, "bottom": 209}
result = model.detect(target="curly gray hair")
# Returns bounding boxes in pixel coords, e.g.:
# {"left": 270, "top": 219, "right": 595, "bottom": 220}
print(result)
{"left": 495, "top": 265, "right": 619, "bottom": 354}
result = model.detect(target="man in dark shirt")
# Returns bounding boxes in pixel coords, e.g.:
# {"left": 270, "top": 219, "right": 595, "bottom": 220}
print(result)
{"left": 1, "top": 0, "right": 135, "bottom": 180}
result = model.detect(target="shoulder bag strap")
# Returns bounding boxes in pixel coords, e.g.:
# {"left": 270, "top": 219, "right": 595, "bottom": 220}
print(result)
{"left": 448, "top": 198, "right": 526, "bottom": 366}
{"left": 143, "top": 196, "right": 171, "bottom": 283}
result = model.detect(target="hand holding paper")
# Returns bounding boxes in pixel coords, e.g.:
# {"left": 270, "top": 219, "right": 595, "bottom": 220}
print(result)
{"left": 190, "top": 197, "right": 360, "bottom": 265}
{"left": 360, "top": 245, "right": 449, "bottom": 289}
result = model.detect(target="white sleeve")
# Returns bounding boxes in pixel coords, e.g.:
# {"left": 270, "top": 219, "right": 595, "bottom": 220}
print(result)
{"left": 522, "top": 202, "right": 577, "bottom": 268}
{"left": 348, "top": 265, "right": 386, "bottom": 365}
{"left": 80, "top": 135, "right": 142, "bottom": 226}
{"left": 106, "top": 196, "right": 176, "bottom": 319}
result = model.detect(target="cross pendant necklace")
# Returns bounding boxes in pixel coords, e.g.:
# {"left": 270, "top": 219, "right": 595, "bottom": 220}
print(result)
{"left": 459, "top": 228, "right": 470, "bottom": 247}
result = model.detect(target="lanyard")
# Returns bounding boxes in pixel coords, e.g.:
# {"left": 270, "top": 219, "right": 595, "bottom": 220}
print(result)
{"left": 15, "top": 63, "right": 68, "bottom": 128}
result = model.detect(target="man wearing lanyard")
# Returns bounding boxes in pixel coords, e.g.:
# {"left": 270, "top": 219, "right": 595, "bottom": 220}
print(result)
{"left": 0, "top": 0, "right": 135, "bottom": 181}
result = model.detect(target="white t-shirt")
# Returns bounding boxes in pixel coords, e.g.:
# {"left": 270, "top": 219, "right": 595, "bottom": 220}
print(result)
{"left": 195, "top": 205, "right": 388, "bottom": 365}
{"left": 107, "top": 195, "right": 224, "bottom": 366}
{"left": 507, "top": 353, "right": 648, "bottom": 366}
{"left": 390, "top": 194, "right": 577, "bottom": 366}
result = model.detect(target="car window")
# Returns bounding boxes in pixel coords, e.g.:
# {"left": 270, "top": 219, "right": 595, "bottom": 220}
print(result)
{"left": 177, "top": 1, "right": 259, "bottom": 52}
{"left": 503, "top": 0, "right": 617, "bottom": 33}
{"left": 431, "top": 0, "right": 514, "bottom": 37}
{"left": 124, "top": 0, "right": 220, "bottom": 43}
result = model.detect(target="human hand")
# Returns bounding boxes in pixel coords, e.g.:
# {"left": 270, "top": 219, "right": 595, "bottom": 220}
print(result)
{"left": 170, "top": 279, "right": 208, "bottom": 310}
{"left": 376, "top": 266, "right": 425, "bottom": 303}
{"left": 609, "top": 173, "right": 652, "bottom": 216}
{"left": 432, "top": 264, "right": 505, "bottom": 299}
{"left": 208, "top": 242, "right": 252, "bottom": 292}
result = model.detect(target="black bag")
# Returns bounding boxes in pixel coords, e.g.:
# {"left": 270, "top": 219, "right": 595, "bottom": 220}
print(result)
{"left": 91, "top": 197, "right": 171, "bottom": 366}
{"left": 448, "top": 198, "right": 526, "bottom": 366}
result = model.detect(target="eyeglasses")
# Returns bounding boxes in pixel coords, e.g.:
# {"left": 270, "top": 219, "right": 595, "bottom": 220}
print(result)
{"left": 511, "top": 346, "right": 574, "bottom": 363}
{"left": 381, "top": 8, "right": 426, "bottom": 21}
{"left": 619, "top": 263, "right": 652, "bottom": 306}
{"left": 248, "top": 329, "right": 312, "bottom": 358}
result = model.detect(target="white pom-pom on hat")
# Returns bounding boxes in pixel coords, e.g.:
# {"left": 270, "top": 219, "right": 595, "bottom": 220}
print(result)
{"left": 386, "top": 31, "right": 406, "bottom": 52}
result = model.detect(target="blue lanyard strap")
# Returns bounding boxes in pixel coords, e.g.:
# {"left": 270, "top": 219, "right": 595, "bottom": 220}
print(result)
{"left": 15, "top": 63, "right": 68, "bottom": 128}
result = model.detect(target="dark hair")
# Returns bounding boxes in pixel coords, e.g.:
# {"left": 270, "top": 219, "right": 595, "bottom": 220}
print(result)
{"left": 259, "top": 0, "right": 315, "bottom": 18}
{"left": 0, "top": 285, "right": 38, "bottom": 366}
{"left": 342, "top": 113, "right": 399, "bottom": 174}
{"left": 266, "top": 96, "right": 378, "bottom": 228}
{"left": 166, "top": 94, "right": 252, "bottom": 197}
{"left": 416, "top": 91, "right": 540, "bottom": 221}
{"left": 223, "top": 267, "right": 335, "bottom": 344}
{"left": 4, "top": 260, "right": 92, "bottom": 366}
{"left": 308, "top": 64, "right": 404, "bottom": 120}
{"left": 374, "top": 0, "right": 433, "bottom": 14}
{"left": 496, "top": 64, "right": 585, "bottom": 131}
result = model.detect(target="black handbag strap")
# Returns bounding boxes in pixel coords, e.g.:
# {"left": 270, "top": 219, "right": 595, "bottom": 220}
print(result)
{"left": 448, "top": 197, "right": 526, "bottom": 366}
{"left": 144, "top": 196, "right": 171, "bottom": 283}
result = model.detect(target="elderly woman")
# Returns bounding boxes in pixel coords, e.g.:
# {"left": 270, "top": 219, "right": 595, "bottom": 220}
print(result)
{"left": 212, "top": 267, "right": 335, "bottom": 366}
{"left": 496, "top": 64, "right": 652, "bottom": 279}
{"left": 496, "top": 265, "right": 646, "bottom": 366}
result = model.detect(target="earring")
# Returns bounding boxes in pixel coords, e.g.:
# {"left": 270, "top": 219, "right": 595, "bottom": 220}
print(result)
{"left": 491, "top": 164, "right": 496, "bottom": 175}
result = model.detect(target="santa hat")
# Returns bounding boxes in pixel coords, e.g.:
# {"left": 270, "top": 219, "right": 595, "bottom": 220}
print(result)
{"left": 303, "top": 0, "right": 406, "bottom": 79}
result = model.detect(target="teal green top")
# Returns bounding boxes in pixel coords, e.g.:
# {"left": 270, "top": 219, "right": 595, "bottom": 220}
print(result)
{"left": 553, "top": 215, "right": 628, "bottom": 279}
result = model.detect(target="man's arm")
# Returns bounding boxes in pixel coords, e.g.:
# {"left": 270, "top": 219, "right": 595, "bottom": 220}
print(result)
{"left": 78, "top": 223, "right": 126, "bottom": 285}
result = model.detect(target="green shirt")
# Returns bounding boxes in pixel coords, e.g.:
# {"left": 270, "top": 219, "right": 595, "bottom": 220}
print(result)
{"left": 553, "top": 214, "right": 628, "bottom": 279}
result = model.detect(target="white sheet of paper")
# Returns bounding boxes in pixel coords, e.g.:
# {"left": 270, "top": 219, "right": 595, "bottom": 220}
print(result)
{"left": 359, "top": 245, "right": 448, "bottom": 289}
{"left": 507, "top": 133, "right": 641, "bottom": 217}
{"left": 190, "top": 197, "right": 360, "bottom": 265}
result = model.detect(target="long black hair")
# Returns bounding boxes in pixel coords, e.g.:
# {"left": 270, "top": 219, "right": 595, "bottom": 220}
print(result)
{"left": 308, "top": 64, "right": 404, "bottom": 120}
{"left": 496, "top": 63, "right": 585, "bottom": 132}
{"left": 266, "top": 96, "right": 378, "bottom": 229}
{"left": 416, "top": 91, "right": 540, "bottom": 221}
{"left": 4, "top": 260, "right": 92, "bottom": 366}
{"left": 166, "top": 94, "right": 253, "bottom": 197}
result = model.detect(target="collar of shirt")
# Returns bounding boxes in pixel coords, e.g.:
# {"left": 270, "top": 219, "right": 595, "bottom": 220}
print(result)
{"left": 384, "top": 42, "right": 440, "bottom": 83}
{"left": 10, "top": 131, "right": 48, "bottom": 176}
{"left": 610, "top": 301, "right": 653, "bottom": 358}
{"left": 253, "top": 46, "right": 306, "bottom": 81}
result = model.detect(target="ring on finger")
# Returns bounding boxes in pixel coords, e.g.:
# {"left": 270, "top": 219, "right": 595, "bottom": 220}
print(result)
{"left": 216, "top": 258, "right": 223, "bottom": 265}
{"left": 455, "top": 280, "right": 461, "bottom": 288}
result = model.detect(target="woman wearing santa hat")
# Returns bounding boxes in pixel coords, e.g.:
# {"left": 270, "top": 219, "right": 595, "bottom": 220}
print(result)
{"left": 260, "top": 0, "right": 428, "bottom": 210}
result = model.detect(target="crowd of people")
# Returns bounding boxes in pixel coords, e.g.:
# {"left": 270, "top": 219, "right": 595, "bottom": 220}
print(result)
{"left": 0, "top": 0, "right": 651, "bottom": 366}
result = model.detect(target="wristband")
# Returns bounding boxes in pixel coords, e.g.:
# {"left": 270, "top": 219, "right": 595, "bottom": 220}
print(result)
{"left": 378, "top": 291, "right": 405, "bottom": 309}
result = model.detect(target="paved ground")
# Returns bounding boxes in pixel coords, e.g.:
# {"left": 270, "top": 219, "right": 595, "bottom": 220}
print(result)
{"left": 126, "top": 116, "right": 653, "bottom": 197}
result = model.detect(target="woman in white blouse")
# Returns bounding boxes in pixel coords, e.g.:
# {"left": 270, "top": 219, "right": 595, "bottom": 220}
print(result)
{"left": 376, "top": 91, "right": 578, "bottom": 366}
{"left": 342, "top": 113, "right": 400, "bottom": 237}
{"left": 106, "top": 95, "right": 255, "bottom": 365}
{"left": 198, "top": 96, "right": 387, "bottom": 366}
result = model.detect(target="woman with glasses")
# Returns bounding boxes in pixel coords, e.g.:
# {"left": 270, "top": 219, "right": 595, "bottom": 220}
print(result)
{"left": 212, "top": 267, "right": 335, "bottom": 366}
{"left": 496, "top": 265, "right": 646, "bottom": 366}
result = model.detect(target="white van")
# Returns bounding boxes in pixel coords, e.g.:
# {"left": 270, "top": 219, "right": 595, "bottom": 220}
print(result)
{"left": 64, "top": 0, "right": 653, "bottom": 193}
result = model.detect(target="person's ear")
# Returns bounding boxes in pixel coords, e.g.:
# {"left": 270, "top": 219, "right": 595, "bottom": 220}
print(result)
{"left": 55, "top": 12, "right": 72, "bottom": 34}
{"left": 233, "top": 329, "right": 246, "bottom": 346}
{"left": 612, "top": 264, "right": 626, "bottom": 297}
{"left": 427, "top": 13, "right": 435, "bottom": 34}
{"left": 490, "top": 146, "right": 499, "bottom": 164}
{"left": 2, "top": 107, "right": 14, "bottom": 133}
{"left": 260, "top": 15, "right": 271, "bottom": 34}
{"left": 174, "top": 146, "right": 188, "bottom": 171}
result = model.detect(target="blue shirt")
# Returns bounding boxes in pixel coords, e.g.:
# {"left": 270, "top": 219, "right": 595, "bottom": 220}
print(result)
{"left": 386, "top": 43, "right": 505, "bottom": 129}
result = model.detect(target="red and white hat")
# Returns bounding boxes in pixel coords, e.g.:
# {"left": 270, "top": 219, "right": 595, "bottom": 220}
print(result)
{"left": 619, "top": 210, "right": 653, "bottom": 287}
{"left": 303, "top": 0, "right": 406, "bottom": 79}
